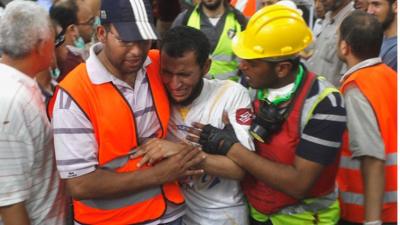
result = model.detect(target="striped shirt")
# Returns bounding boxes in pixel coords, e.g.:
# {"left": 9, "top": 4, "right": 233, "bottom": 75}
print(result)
{"left": 0, "top": 63, "right": 67, "bottom": 225}
{"left": 297, "top": 79, "right": 347, "bottom": 165}
{"left": 52, "top": 43, "right": 184, "bottom": 225}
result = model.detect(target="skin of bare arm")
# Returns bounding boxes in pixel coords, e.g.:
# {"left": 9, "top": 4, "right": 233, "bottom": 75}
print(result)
{"left": 0, "top": 202, "right": 30, "bottom": 225}
{"left": 66, "top": 146, "right": 205, "bottom": 200}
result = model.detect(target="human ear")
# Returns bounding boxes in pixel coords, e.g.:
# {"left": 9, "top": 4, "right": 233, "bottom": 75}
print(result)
{"left": 275, "top": 61, "right": 292, "bottom": 79}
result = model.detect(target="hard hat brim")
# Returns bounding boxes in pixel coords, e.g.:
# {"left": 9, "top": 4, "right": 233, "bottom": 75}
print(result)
{"left": 232, "top": 31, "right": 262, "bottom": 60}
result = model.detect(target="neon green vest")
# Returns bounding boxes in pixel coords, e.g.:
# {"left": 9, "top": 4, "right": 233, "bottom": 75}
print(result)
{"left": 187, "top": 6, "right": 242, "bottom": 81}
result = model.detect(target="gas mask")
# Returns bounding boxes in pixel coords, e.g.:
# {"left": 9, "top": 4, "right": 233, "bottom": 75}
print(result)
{"left": 250, "top": 64, "right": 305, "bottom": 143}
{"left": 250, "top": 99, "right": 287, "bottom": 143}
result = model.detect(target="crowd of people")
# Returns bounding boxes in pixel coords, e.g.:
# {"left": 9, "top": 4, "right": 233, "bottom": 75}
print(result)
{"left": 0, "top": 0, "right": 397, "bottom": 225}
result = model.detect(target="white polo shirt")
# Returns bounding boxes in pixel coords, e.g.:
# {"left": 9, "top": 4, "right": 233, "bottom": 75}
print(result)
{"left": 52, "top": 43, "right": 184, "bottom": 225}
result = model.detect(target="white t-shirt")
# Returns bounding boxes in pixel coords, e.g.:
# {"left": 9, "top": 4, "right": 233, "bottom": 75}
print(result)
{"left": 167, "top": 79, "right": 254, "bottom": 225}
{"left": 0, "top": 64, "right": 67, "bottom": 225}
{"left": 52, "top": 43, "right": 184, "bottom": 225}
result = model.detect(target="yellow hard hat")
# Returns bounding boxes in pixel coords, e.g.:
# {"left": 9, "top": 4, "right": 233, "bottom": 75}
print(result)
{"left": 232, "top": 4, "right": 313, "bottom": 60}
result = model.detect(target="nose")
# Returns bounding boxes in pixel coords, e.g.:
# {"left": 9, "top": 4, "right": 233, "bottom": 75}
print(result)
{"left": 166, "top": 74, "right": 182, "bottom": 90}
{"left": 172, "top": 75, "right": 182, "bottom": 88}
{"left": 366, "top": 6, "right": 374, "bottom": 14}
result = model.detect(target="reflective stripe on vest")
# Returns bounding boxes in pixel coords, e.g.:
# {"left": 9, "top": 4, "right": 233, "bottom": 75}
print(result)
{"left": 231, "top": 0, "right": 256, "bottom": 17}
{"left": 251, "top": 199, "right": 340, "bottom": 225}
{"left": 80, "top": 152, "right": 162, "bottom": 210}
{"left": 233, "top": 0, "right": 248, "bottom": 12}
{"left": 301, "top": 76, "right": 340, "bottom": 132}
{"left": 278, "top": 191, "right": 337, "bottom": 215}
{"left": 340, "top": 152, "right": 397, "bottom": 169}
{"left": 340, "top": 191, "right": 397, "bottom": 206}
{"left": 187, "top": 5, "right": 241, "bottom": 80}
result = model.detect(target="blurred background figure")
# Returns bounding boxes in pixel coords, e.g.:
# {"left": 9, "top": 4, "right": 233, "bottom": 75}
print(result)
{"left": 354, "top": 0, "right": 369, "bottom": 10}
{"left": 50, "top": 0, "right": 96, "bottom": 81}
{"left": 155, "top": 0, "right": 181, "bottom": 44}
{"left": 305, "top": 0, "right": 353, "bottom": 87}
{"left": 313, "top": 0, "right": 325, "bottom": 36}
{"left": 172, "top": 0, "right": 247, "bottom": 82}
{"left": 76, "top": 0, "right": 96, "bottom": 45}
{"left": 367, "top": 0, "right": 397, "bottom": 71}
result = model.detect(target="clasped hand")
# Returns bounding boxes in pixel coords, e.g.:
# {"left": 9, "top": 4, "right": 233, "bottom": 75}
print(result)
{"left": 186, "top": 122, "right": 239, "bottom": 156}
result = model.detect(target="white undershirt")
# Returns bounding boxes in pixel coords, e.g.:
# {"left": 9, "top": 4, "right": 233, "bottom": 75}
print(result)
{"left": 208, "top": 17, "right": 221, "bottom": 26}
{"left": 267, "top": 83, "right": 294, "bottom": 103}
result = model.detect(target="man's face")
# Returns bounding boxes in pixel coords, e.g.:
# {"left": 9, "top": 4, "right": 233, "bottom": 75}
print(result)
{"left": 39, "top": 26, "right": 56, "bottom": 72}
{"left": 367, "top": 0, "right": 396, "bottom": 30}
{"left": 315, "top": 0, "right": 326, "bottom": 18}
{"left": 101, "top": 25, "right": 151, "bottom": 76}
{"left": 160, "top": 50, "right": 206, "bottom": 105}
{"left": 201, "top": 0, "right": 223, "bottom": 10}
{"left": 239, "top": 59, "right": 280, "bottom": 89}
{"left": 77, "top": 1, "right": 96, "bottom": 43}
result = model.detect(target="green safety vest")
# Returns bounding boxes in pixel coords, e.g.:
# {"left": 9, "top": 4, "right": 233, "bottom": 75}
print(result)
{"left": 187, "top": 5, "right": 242, "bottom": 81}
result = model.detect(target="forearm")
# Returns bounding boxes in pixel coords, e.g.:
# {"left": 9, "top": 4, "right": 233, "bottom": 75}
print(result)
{"left": 227, "top": 143, "right": 322, "bottom": 199}
{"left": 66, "top": 167, "right": 161, "bottom": 200}
{"left": 360, "top": 156, "right": 385, "bottom": 221}
{"left": 0, "top": 202, "right": 30, "bottom": 225}
{"left": 201, "top": 154, "right": 245, "bottom": 180}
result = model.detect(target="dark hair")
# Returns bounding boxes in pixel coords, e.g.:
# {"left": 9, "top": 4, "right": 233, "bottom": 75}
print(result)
{"left": 50, "top": 0, "right": 78, "bottom": 31}
{"left": 160, "top": 26, "right": 211, "bottom": 68}
{"left": 340, "top": 10, "right": 383, "bottom": 59}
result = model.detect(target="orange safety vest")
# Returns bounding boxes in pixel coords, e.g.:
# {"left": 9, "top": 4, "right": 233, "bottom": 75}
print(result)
{"left": 337, "top": 63, "right": 397, "bottom": 223}
{"left": 48, "top": 50, "right": 184, "bottom": 225}
{"left": 230, "top": 0, "right": 256, "bottom": 17}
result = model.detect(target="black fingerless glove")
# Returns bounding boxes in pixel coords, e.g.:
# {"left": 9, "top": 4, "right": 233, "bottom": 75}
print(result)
{"left": 199, "top": 124, "right": 239, "bottom": 155}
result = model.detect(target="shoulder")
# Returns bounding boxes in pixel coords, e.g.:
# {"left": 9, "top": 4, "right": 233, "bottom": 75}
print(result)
{"left": 0, "top": 69, "right": 36, "bottom": 114}
{"left": 148, "top": 49, "right": 160, "bottom": 61}
{"left": 306, "top": 77, "right": 345, "bottom": 115}
{"left": 228, "top": 6, "right": 247, "bottom": 28}
{"left": 172, "top": 9, "right": 191, "bottom": 26}
{"left": 208, "top": 79, "right": 249, "bottom": 96}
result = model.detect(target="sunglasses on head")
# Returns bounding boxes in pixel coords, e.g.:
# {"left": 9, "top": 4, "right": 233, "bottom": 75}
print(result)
{"left": 55, "top": 29, "right": 66, "bottom": 48}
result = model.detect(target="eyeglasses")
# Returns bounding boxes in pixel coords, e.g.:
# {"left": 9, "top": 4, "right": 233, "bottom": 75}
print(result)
{"left": 107, "top": 30, "right": 149, "bottom": 48}
{"left": 77, "top": 17, "right": 96, "bottom": 27}
{"left": 55, "top": 29, "right": 66, "bottom": 48}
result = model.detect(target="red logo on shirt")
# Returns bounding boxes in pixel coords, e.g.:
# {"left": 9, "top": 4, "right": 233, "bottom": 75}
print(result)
{"left": 236, "top": 108, "right": 253, "bottom": 125}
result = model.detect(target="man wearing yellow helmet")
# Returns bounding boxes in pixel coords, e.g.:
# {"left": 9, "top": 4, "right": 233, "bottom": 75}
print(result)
{"left": 188, "top": 4, "right": 347, "bottom": 225}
